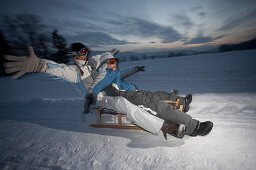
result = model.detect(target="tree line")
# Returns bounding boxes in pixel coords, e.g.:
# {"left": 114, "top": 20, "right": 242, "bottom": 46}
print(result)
{"left": 219, "top": 38, "right": 256, "bottom": 52}
{"left": 0, "top": 14, "right": 70, "bottom": 76}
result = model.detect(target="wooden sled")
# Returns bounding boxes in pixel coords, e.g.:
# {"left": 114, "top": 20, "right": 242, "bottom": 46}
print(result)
{"left": 91, "top": 99, "right": 183, "bottom": 130}
{"left": 161, "top": 98, "right": 184, "bottom": 111}
{"left": 90, "top": 108, "right": 143, "bottom": 130}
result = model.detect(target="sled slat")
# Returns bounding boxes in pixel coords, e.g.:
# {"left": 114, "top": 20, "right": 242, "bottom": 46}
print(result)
{"left": 118, "top": 113, "right": 122, "bottom": 126}
{"left": 91, "top": 124, "right": 143, "bottom": 130}
{"left": 91, "top": 107, "right": 142, "bottom": 130}
{"left": 96, "top": 108, "right": 101, "bottom": 124}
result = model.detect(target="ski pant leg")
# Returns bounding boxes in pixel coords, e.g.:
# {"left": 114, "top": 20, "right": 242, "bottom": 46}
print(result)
{"left": 105, "top": 86, "right": 198, "bottom": 135}
{"left": 153, "top": 91, "right": 186, "bottom": 106}
{"left": 119, "top": 91, "right": 198, "bottom": 135}
{"left": 105, "top": 86, "right": 185, "bottom": 103}
{"left": 106, "top": 86, "right": 186, "bottom": 110}
{"left": 153, "top": 91, "right": 178, "bottom": 101}
{"left": 99, "top": 96, "right": 164, "bottom": 135}
{"left": 105, "top": 86, "right": 172, "bottom": 104}
{"left": 148, "top": 101, "right": 198, "bottom": 135}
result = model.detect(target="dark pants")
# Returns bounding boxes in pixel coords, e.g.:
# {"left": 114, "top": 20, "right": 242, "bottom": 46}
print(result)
{"left": 105, "top": 86, "right": 198, "bottom": 135}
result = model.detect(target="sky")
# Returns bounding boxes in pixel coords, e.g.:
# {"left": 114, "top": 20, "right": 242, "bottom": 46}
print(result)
{"left": 0, "top": 0, "right": 256, "bottom": 52}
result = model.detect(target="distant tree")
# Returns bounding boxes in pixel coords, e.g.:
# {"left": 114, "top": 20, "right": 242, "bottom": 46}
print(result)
{"left": 130, "top": 55, "right": 140, "bottom": 61}
{"left": 2, "top": 13, "right": 49, "bottom": 57}
{"left": 51, "top": 29, "right": 69, "bottom": 63}
{"left": 119, "top": 56, "right": 127, "bottom": 62}
{"left": 38, "top": 33, "right": 49, "bottom": 58}
{"left": 0, "top": 30, "right": 11, "bottom": 76}
{"left": 142, "top": 54, "right": 148, "bottom": 60}
{"left": 150, "top": 56, "right": 156, "bottom": 60}
{"left": 176, "top": 52, "right": 186, "bottom": 57}
{"left": 219, "top": 44, "right": 233, "bottom": 52}
{"left": 219, "top": 38, "right": 256, "bottom": 52}
{"left": 168, "top": 52, "right": 174, "bottom": 58}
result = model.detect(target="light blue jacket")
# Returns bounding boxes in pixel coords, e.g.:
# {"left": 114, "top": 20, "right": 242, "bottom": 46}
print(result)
{"left": 88, "top": 67, "right": 138, "bottom": 97}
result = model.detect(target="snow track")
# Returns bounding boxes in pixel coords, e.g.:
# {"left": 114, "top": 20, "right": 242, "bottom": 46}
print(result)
{"left": 1, "top": 50, "right": 256, "bottom": 169}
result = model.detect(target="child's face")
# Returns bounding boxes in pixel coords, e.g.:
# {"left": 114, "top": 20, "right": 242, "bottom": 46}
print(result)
{"left": 107, "top": 63, "right": 117, "bottom": 71}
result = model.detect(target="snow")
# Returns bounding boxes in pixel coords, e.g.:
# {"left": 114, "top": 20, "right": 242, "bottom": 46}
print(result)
{"left": 1, "top": 49, "right": 256, "bottom": 170}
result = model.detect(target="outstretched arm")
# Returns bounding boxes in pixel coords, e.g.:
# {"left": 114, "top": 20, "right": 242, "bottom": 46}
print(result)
{"left": 4, "top": 46, "right": 80, "bottom": 82}
{"left": 120, "top": 66, "right": 145, "bottom": 79}
{"left": 4, "top": 47, "right": 47, "bottom": 79}
{"left": 44, "top": 60, "right": 79, "bottom": 83}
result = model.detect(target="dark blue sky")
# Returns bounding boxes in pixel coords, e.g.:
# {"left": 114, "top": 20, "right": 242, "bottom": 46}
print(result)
{"left": 1, "top": 0, "right": 256, "bottom": 52}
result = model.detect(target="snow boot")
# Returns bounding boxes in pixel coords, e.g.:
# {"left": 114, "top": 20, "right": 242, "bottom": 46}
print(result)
{"left": 161, "top": 121, "right": 186, "bottom": 140}
{"left": 190, "top": 121, "right": 213, "bottom": 137}
{"left": 183, "top": 94, "right": 192, "bottom": 112}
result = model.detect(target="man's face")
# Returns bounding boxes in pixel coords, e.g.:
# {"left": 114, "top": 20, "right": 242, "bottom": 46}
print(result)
{"left": 74, "top": 48, "right": 89, "bottom": 61}
{"left": 74, "top": 54, "right": 87, "bottom": 61}
{"left": 107, "top": 63, "right": 117, "bottom": 71}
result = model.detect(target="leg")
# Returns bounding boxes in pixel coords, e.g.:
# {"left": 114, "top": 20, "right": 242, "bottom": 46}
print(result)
{"left": 105, "top": 86, "right": 177, "bottom": 102}
{"left": 105, "top": 86, "right": 182, "bottom": 106}
{"left": 99, "top": 96, "right": 164, "bottom": 135}
{"left": 153, "top": 91, "right": 179, "bottom": 101}
{"left": 105, "top": 86, "right": 198, "bottom": 135}
{"left": 150, "top": 101, "right": 198, "bottom": 135}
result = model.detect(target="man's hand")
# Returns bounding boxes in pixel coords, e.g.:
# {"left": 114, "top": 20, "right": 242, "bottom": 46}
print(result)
{"left": 84, "top": 93, "right": 96, "bottom": 113}
{"left": 110, "top": 48, "right": 119, "bottom": 55}
{"left": 3, "top": 47, "right": 46, "bottom": 79}
{"left": 136, "top": 66, "right": 145, "bottom": 72}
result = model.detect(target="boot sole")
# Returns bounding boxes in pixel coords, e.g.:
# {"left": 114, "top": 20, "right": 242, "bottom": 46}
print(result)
{"left": 201, "top": 122, "right": 213, "bottom": 136}
{"left": 190, "top": 121, "right": 214, "bottom": 137}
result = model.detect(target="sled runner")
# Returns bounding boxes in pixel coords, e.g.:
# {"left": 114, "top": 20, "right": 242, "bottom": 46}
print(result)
{"left": 90, "top": 99, "right": 184, "bottom": 130}
{"left": 90, "top": 107, "right": 143, "bottom": 130}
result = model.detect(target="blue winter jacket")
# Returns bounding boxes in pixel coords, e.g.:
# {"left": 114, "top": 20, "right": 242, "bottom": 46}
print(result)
{"left": 89, "top": 67, "right": 138, "bottom": 97}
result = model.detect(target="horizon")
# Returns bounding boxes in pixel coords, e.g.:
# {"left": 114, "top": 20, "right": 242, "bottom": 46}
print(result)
{"left": 0, "top": 0, "right": 256, "bottom": 52}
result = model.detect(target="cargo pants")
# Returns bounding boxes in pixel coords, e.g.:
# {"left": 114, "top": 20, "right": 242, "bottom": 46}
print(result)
{"left": 105, "top": 86, "right": 199, "bottom": 135}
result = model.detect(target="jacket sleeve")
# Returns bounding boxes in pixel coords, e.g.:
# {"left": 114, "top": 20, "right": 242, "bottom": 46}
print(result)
{"left": 43, "top": 59, "right": 79, "bottom": 83}
{"left": 119, "top": 67, "right": 138, "bottom": 79}
{"left": 87, "top": 71, "right": 107, "bottom": 96}
{"left": 88, "top": 52, "right": 114, "bottom": 69}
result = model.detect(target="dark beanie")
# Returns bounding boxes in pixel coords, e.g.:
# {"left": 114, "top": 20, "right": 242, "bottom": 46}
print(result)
{"left": 70, "top": 42, "right": 87, "bottom": 52}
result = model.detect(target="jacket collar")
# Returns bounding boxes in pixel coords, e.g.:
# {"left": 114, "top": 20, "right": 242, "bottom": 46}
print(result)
{"left": 74, "top": 59, "right": 88, "bottom": 66}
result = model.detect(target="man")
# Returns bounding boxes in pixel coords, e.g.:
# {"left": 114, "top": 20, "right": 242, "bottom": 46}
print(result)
{"left": 3, "top": 43, "right": 184, "bottom": 139}
{"left": 87, "top": 58, "right": 213, "bottom": 138}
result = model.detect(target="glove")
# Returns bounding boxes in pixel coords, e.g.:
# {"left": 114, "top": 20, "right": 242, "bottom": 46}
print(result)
{"left": 4, "top": 47, "right": 46, "bottom": 79}
{"left": 84, "top": 93, "right": 97, "bottom": 113}
{"left": 136, "top": 66, "right": 145, "bottom": 72}
{"left": 110, "top": 48, "right": 119, "bottom": 55}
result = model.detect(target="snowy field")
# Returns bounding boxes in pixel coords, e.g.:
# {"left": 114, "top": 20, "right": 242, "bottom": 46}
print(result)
{"left": 0, "top": 49, "right": 256, "bottom": 170}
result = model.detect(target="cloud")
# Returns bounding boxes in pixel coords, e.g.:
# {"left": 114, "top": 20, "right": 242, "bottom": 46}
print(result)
{"left": 218, "top": 10, "right": 256, "bottom": 31}
{"left": 198, "top": 12, "right": 206, "bottom": 18}
{"left": 184, "top": 35, "right": 224, "bottom": 45}
{"left": 173, "top": 14, "right": 194, "bottom": 29}
{"left": 184, "top": 36, "right": 213, "bottom": 45}
{"left": 66, "top": 31, "right": 132, "bottom": 47}
{"left": 50, "top": 16, "right": 182, "bottom": 46}
{"left": 191, "top": 6, "right": 203, "bottom": 11}
{"left": 108, "top": 17, "right": 182, "bottom": 43}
